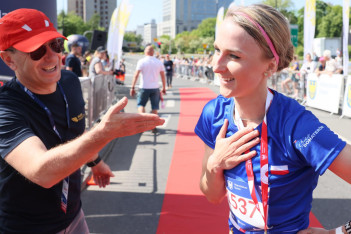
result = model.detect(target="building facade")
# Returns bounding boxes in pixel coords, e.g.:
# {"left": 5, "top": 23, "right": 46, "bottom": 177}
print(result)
{"left": 143, "top": 19, "right": 158, "bottom": 46}
{"left": 162, "top": 0, "right": 233, "bottom": 38}
{"left": 67, "top": 0, "right": 117, "bottom": 29}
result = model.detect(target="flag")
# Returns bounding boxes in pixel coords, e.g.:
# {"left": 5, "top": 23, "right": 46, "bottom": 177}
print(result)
{"left": 343, "top": 0, "right": 349, "bottom": 75}
{"left": 304, "top": 0, "right": 316, "bottom": 59}
{"left": 215, "top": 6, "right": 224, "bottom": 40}
{"left": 107, "top": 0, "right": 133, "bottom": 69}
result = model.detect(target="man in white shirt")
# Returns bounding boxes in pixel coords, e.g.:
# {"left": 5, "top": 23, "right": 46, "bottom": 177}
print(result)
{"left": 130, "top": 45, "right": 166, "bottom": 133}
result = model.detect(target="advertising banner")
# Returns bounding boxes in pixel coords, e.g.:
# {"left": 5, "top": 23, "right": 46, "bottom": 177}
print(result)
{"left": 304, "top": 0, "right": 316, "bottom": 59}
{"left": 107, "top": 0, "right": 133, "bottom": 70}
{"left": 306, "top": 73, "right": 344, "bottom": 114}
{"left": 0, "top": 0, "right": 57, "bottom": 77}
{"left": 342, "top": 76, "right": 351, "bottom": 118}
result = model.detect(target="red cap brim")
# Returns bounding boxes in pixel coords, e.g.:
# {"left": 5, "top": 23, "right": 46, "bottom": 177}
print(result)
{"left": 13, "top": 30, "right": 67, "bottom": 53}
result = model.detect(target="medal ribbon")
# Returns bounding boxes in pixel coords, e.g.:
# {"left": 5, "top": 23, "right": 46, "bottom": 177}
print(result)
{"left": 16, "top": 79, "right": 71, "bottom": 214}
{"left": 234, "top": 88, "right": 273, "bottom": 232}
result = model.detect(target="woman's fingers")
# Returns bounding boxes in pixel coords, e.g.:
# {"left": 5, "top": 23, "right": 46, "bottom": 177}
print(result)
{"left": 216, "top": 119, "right": 229, "bottom": 140}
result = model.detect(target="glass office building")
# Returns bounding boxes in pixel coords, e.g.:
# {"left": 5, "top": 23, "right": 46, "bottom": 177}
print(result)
{"left": 162, "top": 0, "right": 233, "bottom": 38}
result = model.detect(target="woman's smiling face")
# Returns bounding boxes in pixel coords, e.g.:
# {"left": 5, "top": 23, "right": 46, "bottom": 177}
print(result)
{"left": 212, "top": 19, "right": 272, "bottom": 99}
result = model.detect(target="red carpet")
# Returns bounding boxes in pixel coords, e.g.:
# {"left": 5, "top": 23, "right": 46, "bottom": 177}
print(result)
{"left": 156, "top": 87, "right": 322, "bottom": 233}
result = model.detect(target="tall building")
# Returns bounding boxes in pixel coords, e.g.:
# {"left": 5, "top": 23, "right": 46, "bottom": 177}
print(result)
{"left": 162, "top": 0, "right": 233, "bottom": 38}
{"left": 67, "top": 0, "right": 117, "bottom": 29}
{"left": 143, "top": 19, "right": 158, "bottom": 46}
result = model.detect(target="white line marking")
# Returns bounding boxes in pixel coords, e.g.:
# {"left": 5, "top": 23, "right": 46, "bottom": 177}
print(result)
{"left": 158, "top": 114, "right": 171, "bottom": 128}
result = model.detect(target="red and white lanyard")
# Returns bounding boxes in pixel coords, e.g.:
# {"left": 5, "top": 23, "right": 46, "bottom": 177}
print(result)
{"left": 234, "top": 88, "right": 273, "bottom": 233}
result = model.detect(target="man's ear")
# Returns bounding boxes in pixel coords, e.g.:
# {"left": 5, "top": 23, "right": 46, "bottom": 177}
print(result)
{"left": 0, "top": 51, "right": 17, "bottom": 71}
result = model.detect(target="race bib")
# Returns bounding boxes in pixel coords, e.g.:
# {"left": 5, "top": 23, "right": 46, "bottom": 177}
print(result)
{"left": 226, "top": 176, "right": 265, "bottom": 231}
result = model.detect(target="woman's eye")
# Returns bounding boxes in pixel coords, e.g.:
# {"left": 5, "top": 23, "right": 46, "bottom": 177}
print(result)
{"left": 214, "top": 47, "right": 220, "bottom": 54}
{"left": 229, "top": 54, "right": 240, "bottom": 59}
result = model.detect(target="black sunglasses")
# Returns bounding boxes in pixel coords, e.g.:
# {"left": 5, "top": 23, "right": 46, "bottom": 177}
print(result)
{"left": 29, "top": 38, "right": 64, "bottom": 61}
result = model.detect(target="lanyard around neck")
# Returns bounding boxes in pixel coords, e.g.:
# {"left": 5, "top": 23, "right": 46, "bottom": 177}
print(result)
{"left": 16, "top": 79, "right": 70, "bottom": 142}
{"left": 234, "top": 88, "right": 273, "bottom": 232}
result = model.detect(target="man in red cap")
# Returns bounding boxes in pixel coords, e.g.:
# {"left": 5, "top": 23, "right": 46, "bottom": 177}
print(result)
{"left": 0, "top": 8, "right": 164, "bottom": 233}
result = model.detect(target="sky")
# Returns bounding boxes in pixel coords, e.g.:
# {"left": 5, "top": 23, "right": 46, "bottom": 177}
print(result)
{"left": 57, "top": 0, "right": 346, "bottom": 31}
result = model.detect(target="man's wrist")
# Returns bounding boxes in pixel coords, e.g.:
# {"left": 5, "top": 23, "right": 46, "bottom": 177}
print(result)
{"left": 87, "top": 155, "right": 102, "bottom": 167}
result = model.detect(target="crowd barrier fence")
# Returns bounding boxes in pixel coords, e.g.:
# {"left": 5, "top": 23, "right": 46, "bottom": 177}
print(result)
{"left": 174, "top": 66, "right": 351, "bottom": 119}
{"left": 0, "top": 74, "right": 117, "bottom": 130}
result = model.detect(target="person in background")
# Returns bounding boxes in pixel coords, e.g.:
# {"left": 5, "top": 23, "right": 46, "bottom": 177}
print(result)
{"left": 164, "top": 54, "right": 174, "bottom": 89}
{"left": 281, "top": 54, "right": 300, "bottom": 98}
{"left": 321, "top": 49, "right": 343, "bottom": 75}
{"left": 130, "top": 45, "right": 166, "bottom": 133}
{"left": 0, "top": 8, "right": 165, "bottom": 233}
{"left": 61, "top": 51, "right": 69, "bottom": 67}
{"left": 314, "top": 56, "right": 327, "bottom": 75}
{"left": 65, "top": 42, "right": 83, "bottom": 77}
{"left": 88, "top": 46, "right": 113, "bottom": 76}
{"left": 194, "top": 4, "right": 351, "bottom": 233}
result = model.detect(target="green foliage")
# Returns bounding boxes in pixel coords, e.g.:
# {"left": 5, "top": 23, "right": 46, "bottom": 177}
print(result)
{"left": 124, "top": 32, "right": 143, "bottom": 45}
{"left": 57, "top": 11, "right": 104, "bottom": 41}
{"left": 195, "top": 18, "right": 216, "bottom": 38}
{"left": 296, "top": 0, "right": 344, "bottom": 49}
{"left": 262, "top": 0, "right": 294, "bottom": 11}
{"left": 316, "top": 5, "right": 342, "bottom": 37}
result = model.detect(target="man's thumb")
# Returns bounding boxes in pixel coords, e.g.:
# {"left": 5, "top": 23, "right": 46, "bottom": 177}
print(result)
{"left": 109, "top": 97, "right": 128, "bottom": 114}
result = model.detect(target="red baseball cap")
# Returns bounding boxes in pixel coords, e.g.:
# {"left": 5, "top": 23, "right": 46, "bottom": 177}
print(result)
{"left": 0, "top": 8, "right": 67, "bottom": 52}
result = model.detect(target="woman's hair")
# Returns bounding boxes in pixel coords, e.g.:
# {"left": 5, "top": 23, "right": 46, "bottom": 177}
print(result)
{"left": 225, "top": 4, "right": 294, "bottom": 71}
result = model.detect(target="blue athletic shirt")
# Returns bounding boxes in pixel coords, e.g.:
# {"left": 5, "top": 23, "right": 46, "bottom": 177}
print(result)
{"left": 194, "top": 90, "right": 346, "bottom": 233}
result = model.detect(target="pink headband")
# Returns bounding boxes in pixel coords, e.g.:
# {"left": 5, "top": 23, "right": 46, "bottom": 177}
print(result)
{"left": 235, "top": 11, "right": 280, "bottom": 66}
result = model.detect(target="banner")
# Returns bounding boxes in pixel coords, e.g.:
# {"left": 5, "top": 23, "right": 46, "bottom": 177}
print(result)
{"left": 215, "top": 7, "right": 224, "bottom": 40}
{"left": 306, "top": 73, "right": 344, "bottom": 114}
{"left": 304, "top": 0, "right": 316, "bottom": 60}
{"left": 107, "top": 0, "right": 133, "bottom": 70}
{"left": 342, "top": 76, "right": 351, "bottom": 118}
{"left": 342, "top": 0, "right": 349, "bottom": 75}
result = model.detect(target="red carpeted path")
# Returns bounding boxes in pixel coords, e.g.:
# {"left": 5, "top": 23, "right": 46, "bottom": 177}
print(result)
{"left": 156, "top": 87, "right": 322, "bottom": 234}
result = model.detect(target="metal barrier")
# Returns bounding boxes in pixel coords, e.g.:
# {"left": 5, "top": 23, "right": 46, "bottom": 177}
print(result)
{"left": 0, "top": 74, "right": 116, "bottom": 130}
{"left": 175, "top": 64, "right": 214, "bottom": 84}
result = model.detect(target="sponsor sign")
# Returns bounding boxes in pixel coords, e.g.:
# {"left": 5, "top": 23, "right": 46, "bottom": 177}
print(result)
{"left": 306, "top": 73, "right": 344, "bottom": 114}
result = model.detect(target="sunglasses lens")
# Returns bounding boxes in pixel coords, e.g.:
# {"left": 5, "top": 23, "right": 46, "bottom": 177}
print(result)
{"left": 30, "top": 45, "right": 46, "bottom": 61}
{"left": 29, "top": 38, "right": 64, "bottom": 61}
{"left": 50, "top": 39, "right": 64, "bottom": 53}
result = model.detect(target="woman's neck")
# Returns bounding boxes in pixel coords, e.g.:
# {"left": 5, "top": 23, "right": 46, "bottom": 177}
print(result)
{"left": 234, "top": 87, "right": 268, "bottom": 127}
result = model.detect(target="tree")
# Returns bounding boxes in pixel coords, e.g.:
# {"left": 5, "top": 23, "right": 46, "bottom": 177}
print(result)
{"left": 124, "top": 32, "right": 143, "bottom": 45}
{"left": 262, "top": 0, "right": 294, "bottom": 11}
{"left": 316, "top": 5, "right": 342, "bottom": 38}
{"left": 57, "top": 11, "right": 104, "bottom": 38}
{"left": 194, "top": 18, "right": 216, "bottom": 38}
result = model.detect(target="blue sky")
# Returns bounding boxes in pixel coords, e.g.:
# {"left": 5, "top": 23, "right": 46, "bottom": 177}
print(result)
{"left": 57, "top": 0, "right": 345, "bottom": 31}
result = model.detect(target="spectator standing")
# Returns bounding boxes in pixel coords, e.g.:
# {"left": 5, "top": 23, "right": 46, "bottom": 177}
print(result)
{"left": 281, "top": 54, "right": 300, "bottom": 98}
{"left": 66, "top": 42, "right": 83, "bottom": 77}
{"left": 88, "top": 46, "right": 113, "bottom": 76}
{"left": 315, "top": 56, "right": 327, "bottom": 75}
{"left": 0, "top": 8, "right": 165, "bottom": 233}
{"left": 323, "top": 49, "right": 343, "bottom": 75}
{"left": 164, "top": 54, "right": 174, "bottom": 89}
{"left": 130, "top": 45, "right": 166, "bottom": 133}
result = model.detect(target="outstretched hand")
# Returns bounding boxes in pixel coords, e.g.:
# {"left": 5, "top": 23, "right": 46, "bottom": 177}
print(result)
{"left": 208, "top": 119, "right": 260, "bottom": 171}
{"left": 97, "top": 97, "right": 165, "bottom": 139}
